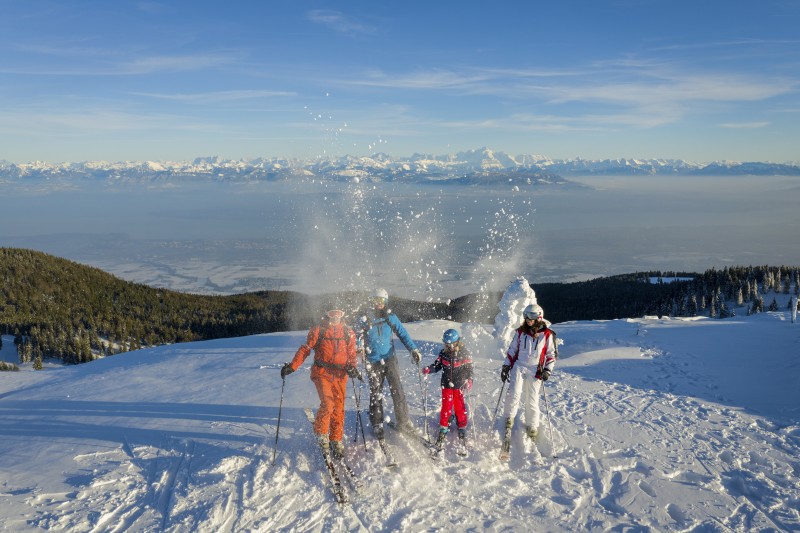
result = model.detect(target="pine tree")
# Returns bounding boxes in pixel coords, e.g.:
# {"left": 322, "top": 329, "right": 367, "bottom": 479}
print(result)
{"left": 687, "top": 295, "right": 698, "bottom": 316}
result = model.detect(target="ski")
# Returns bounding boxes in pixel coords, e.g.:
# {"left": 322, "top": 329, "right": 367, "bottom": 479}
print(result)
{"left": 377, "top": 438, "right": 398, "bottom": 468}
{"left": 333, "top": 456, "right": 362, "bottom": 489}
{"left": 304, "top": 408, "right": 349, "bottom": 504}
{"left": 499, "top": 438, "right": 511, "bottom": 461}
{"left": 428, "top": 431, "right": 469, "bottom": 460}
{"left": 388, "top": 421, "right": 431, "bottom": 449}
{"left": 456, "top": 441, "right": 469, "bottom": 458}
{"left": 389, "top": 422, "right": 447, "bottom": 462}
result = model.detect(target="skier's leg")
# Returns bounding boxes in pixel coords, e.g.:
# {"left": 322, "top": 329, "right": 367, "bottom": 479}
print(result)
{"left": 524, "top": 377, "right": 543, "bottom": 439}
{"left": 367, "top": 360, "right": 387, "bottom": 438}
{"left": 502, "top": 367, "right": 524, "bottom": 421}
{"left": 311, "top": 369, "right": 333, "bottom": 439}
{"left": 439, "top": 387, "right": 454, "bottom": 428}
{"left": 385, "top": 355, "right": 411, "bottom": 426}
{"left": 329, "top": 373, "right": 348, "bottom": 443}
{"left": 454, "top": 389, "right": 467, "bottom": 430}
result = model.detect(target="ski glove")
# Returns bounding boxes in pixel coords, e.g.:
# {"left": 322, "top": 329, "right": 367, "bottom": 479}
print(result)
{"left": 411, "top": 349, "right": 422, "bottom": 365}
{"left": 422, "top": 366, "right": 431, "bottom": 375}
{"left": 539, "top": 369, "right": 551, "bottom": 381}
{"left": 500, "top": 364, "right": 511, "bottom": 383}
{"left": 280, "top": 363, "right": 294, "bottom": 379}
{"left": 346, "top": 365, "right": 363, "bottom": 382}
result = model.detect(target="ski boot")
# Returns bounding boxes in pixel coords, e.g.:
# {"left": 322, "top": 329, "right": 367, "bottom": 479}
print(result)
{"left": 317, "top": 434, "right": 331, "bottom": 460}
{"left": 330, "top": 440, "right": 345, "bottom": 461}
{"left": 431, "top": 427, "right": 448, "bottom": 456}
{"left": 525, "top": 426, "right": 538, "bottom": 442}
{"left": 456, "top": 428, "right": 468, "bottom": 457}
{"left": 499, "top": 417, "right": 513, "bottom": 461}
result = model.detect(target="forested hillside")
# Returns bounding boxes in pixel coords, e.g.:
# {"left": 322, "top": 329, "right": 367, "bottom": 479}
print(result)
{"left": 0, "top": 249, "right": 294, "bottom": 364}
{"left": 2, "top": 248, "right": 797, "bottom": 366}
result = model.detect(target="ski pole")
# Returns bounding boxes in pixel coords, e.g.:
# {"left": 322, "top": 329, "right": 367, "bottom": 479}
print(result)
{"left": 271, "top": 376, "right": 286, "bottom": 466}
{"left": 492, "top": 380, "right": 507, "bottom": 422}
{"left": 542, "top": 381, "right": 557, "bottom": 458}
{"left": 352, "top": 377, "right": 367, "bottom": 450}
{"left": 352, "top": 377, "right": 360, "bottom": 443}
{"left": 463, "top": 382, "right": 476, "bottom": 443}
{"left": 417, "top": 362, "right": 430, "bottom": 443}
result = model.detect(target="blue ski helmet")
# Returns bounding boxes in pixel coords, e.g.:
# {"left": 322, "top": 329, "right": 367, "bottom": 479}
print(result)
{"left": 442, "top": 329, "right": 460, "bottom": 344}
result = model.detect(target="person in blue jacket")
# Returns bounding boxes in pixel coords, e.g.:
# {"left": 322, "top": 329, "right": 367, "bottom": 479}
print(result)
{"left": 354, "top": 288, "right": 422, "bottom": 442}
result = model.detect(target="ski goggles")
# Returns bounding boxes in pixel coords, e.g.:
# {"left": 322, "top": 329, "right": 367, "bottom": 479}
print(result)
{"left": 523, "top": 311, "right": 542, "bottom": 320}
{"left": 327, "top": 309, "right": 344, "bottom": 319}
{"left": 371, "top": 297, "right": 387, "bottom": 306}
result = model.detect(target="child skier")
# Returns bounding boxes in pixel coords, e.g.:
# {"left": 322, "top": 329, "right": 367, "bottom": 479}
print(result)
{"left": 423, "top": 328, "right": 474, "bottom": 455}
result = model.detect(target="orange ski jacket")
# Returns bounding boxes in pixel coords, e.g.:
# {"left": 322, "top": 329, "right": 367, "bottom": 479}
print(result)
{"left": 289, "top": 321, "right": 357, "bottom": 373}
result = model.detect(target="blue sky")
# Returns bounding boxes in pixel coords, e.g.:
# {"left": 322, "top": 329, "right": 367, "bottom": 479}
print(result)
{"left": 1, "top": 0, "right": 798, "bottom": 163}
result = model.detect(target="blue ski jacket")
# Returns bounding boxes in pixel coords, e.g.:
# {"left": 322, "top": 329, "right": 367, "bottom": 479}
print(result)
{"left": 355, "top": 311, "right": 418, "bottom": 363}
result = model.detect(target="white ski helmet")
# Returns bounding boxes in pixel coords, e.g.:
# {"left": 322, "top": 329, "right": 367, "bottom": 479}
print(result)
{"left": 372, "top": 288, "right": 389, "bottom": 304}
{"left": 373, "top": 288, "right": 389, "bottom": 299}
{"left": 523, "top": 304, "right": 544, "bottom": 320}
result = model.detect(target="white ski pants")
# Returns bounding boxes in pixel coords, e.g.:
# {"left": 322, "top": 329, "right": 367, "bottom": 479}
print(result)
{"left": 503, "top": 366, "right": 543, "bottom": 429}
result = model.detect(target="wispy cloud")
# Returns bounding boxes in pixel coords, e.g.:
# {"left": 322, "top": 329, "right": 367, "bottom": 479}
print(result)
{"left": 117, "top": 53, "right": 239, "bottom": 74}
{"left": 0, "top": 108, "right": 222, "bottom": 135}
{"left": 135, "top": 2, "right": 167, "bottom": 14}
{"left": 719, "top": 121, "right": 771, "bottom": 129}
{"left": 332, "top": 59, "right": 796, "bottom": 132}
{"left": 307, "top": 10, "right": 376, "bottom": 36}
{"left": 345, "top": 68, "right": 491, "bottom": 90}
{"left": 651, "top": 38, "right": 800, "bottom": 52}
{"left": 131, "top": 89, "right": 296, "bottom": 103}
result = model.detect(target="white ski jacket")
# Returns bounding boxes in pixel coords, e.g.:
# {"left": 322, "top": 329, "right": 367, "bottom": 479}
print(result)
{"left": 504, "top": 326, "right": 557, "bottom": 376}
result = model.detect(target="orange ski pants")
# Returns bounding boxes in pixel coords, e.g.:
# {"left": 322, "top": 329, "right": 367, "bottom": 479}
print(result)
{"left": 310, "top": 366, "right": 348, "bottom": 442}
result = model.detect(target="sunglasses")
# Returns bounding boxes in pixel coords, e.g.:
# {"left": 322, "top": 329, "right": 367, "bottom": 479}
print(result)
{"left": 327, "top": 309, "right": 344, "bottom": 319}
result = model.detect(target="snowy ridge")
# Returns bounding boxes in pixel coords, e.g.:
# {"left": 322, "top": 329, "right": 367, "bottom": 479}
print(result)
{"left": 3, "top": 148, "right": 800, "bottom": 184}
{"left": 1, "top": 305, "right": 799, "bottom": 531}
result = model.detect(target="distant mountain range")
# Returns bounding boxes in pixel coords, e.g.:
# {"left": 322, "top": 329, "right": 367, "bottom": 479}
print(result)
{"left": 2, "top": 148, "right": 799, "bottom": 184}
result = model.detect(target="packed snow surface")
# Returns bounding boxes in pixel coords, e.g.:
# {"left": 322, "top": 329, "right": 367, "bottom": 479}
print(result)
{"left": 1, "top": 309, "right": 799, "bottom": 531}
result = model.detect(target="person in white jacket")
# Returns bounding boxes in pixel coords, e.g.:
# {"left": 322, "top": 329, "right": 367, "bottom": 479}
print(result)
{"left": 499, "top": 303, "right": 557, "bottom": 455}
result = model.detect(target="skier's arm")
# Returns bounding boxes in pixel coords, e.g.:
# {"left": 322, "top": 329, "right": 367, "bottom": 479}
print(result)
{"left": 345, "top": 326, "right": 358, "bottom": 368}
{"left": 423, "top": 353, "right": 443, "bottom": 374}
{"left": 289, "top": 327, "right": 319, "bottom": 371}
{"left": 504, "top": 331, "right": 521, "bottom": 368}
{"left": 542, "top": 331, "right": 556, "bottom": 373}
{"left": 388, "top": 313, "right": 418, "bottom": 353}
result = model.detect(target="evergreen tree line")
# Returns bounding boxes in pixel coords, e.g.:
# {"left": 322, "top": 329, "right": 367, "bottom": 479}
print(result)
{"left": 1, "top": 248, "right": 294, "bottom": 365}
{"left": 2, "top": 248, "right": 797, "bottom": 368}
{"left": 669, "top": 265, "right": 800, "bottom": 318}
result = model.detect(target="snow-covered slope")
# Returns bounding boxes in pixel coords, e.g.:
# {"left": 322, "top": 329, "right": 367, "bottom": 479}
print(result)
{"left": 1, "top": 311, "right": 799, "bottom": 531}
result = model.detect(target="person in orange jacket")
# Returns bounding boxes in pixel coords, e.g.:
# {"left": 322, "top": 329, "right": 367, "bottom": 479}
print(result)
{"left": 281, "top": 309, "right": 363, "bottom": 460}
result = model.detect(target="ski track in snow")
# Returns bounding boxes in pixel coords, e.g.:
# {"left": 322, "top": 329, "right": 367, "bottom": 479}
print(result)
{"left": 1, "top": 314, "right": 799, "bottom": 532}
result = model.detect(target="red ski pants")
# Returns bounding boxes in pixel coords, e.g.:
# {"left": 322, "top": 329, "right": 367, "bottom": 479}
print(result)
{"left": 310, "top": 367, "right": 348, "bottom": 442}
{"left": 438, "top": 387, "right": 468, "bottom": 429}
